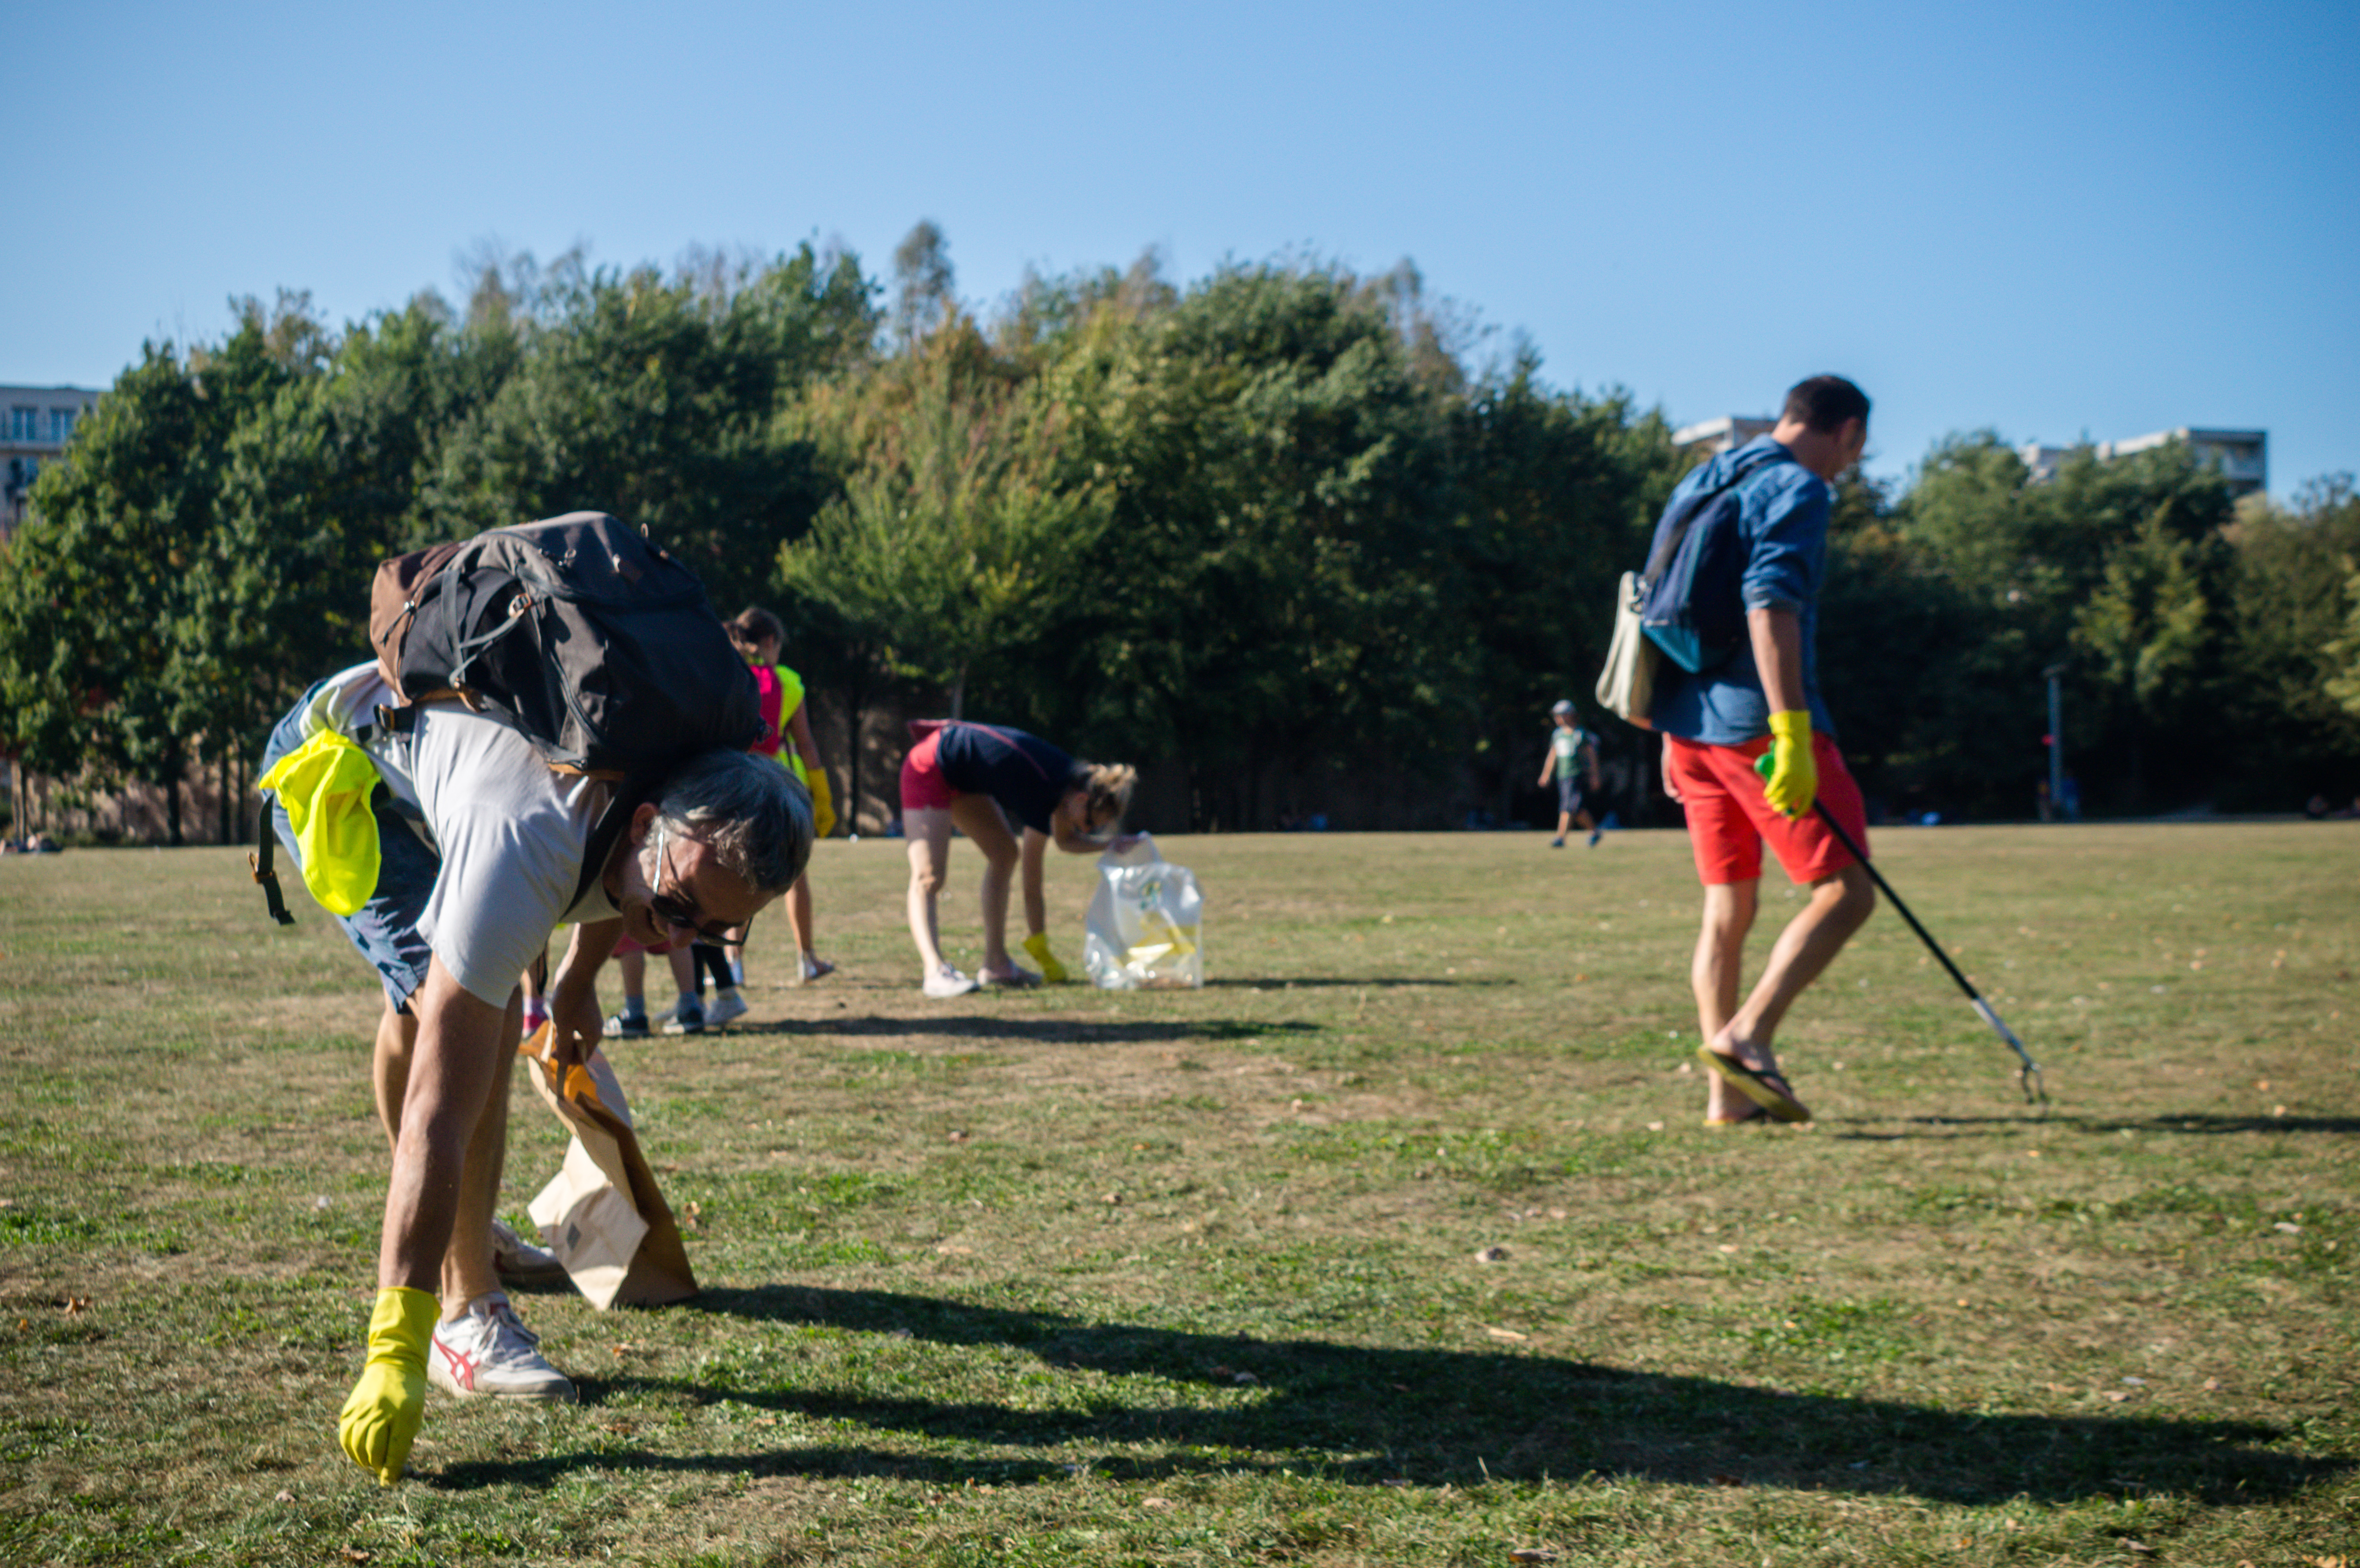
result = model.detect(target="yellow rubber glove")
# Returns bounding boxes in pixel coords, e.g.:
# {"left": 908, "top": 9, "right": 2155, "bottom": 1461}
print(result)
{"left": 338, "top": 1286, "right": 438, "bottom": 1485}
{"left": 805, "top": 768, "right": 836, "bottom": 841}
{"left": 1022, "top": 931, "right": 1069, "bottom": 984}
{"left": 1759, "top": 710, "right": 1818, "bottom": 819}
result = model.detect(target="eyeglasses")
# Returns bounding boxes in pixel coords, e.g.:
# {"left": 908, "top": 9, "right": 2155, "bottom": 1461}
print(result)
{"left": 646, "top": 821, "right": 737, "bottom": 943}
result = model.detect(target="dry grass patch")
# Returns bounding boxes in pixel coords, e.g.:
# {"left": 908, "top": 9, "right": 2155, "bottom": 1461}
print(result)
{"left": 0, "top": 823, "right": 2353, "bottom": 1565}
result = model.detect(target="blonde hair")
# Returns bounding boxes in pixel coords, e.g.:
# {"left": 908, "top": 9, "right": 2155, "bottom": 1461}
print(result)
{"left": 1077, "top": 761, "right": 1138, "bottom": 825}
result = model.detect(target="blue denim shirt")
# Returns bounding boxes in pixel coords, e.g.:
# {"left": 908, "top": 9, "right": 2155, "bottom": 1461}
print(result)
{"left": 1645, "top": 435, "right": 1838, "bottom": 745}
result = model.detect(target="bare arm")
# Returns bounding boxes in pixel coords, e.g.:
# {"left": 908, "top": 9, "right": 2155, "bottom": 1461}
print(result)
{"left": 547, "top": 918, "right": 624, "bottom": 1069}
{"left": 787, "top": 701, "right": 820, "bottom": 775}
{"left": 1748, "top": 606, "right": 1807, "bottom": 717}
{"left": 1020, "top": 826, "right": 1050, "bottom": 937}
{"left": 377, "top": 960, "right": 508, "bottom": 1294}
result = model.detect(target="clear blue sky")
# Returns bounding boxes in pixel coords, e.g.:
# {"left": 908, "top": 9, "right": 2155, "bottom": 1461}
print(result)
{"left": 10, "top": 0, "right": 2356, "bottom": 501}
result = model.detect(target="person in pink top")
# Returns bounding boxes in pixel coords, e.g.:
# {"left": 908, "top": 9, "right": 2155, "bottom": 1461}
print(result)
{"left": 728, "top": 609, "right": 836, "bottom": 995}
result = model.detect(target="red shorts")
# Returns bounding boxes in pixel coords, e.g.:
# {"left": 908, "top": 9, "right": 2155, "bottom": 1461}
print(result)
{"left": 1664, "top": 731, "right": 1868, "bottom": 887}
{"left": 899, "top": 728, "right": 959, "bottom": 813}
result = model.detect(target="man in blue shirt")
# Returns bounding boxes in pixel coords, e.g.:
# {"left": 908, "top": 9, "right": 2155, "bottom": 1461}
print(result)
{"left": 1647, "top": 375, "right": 1877, "bottom": 1127}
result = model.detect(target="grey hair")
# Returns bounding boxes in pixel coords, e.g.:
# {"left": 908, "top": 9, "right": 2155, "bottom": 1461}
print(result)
{"left": 650, "top": 749, "right": 812, "bottom": 894}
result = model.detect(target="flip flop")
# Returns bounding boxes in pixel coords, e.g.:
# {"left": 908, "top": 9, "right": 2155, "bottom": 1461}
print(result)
{"left": 1697, "top": 1047, "right": 1812, "bottom": 1123}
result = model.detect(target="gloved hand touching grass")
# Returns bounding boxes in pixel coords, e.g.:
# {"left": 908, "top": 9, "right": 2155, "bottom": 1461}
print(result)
{"left": 1022, "top": 931, "right": 1069, "bottom": 984}
{"left": 338, "top": 1286, "right": 438, "bottom": 1485}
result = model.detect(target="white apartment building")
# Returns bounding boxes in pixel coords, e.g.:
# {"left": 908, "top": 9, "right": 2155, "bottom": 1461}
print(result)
{"left": 1671, "top": 415, "right": 1775, "bottom": 456}
{"left": 1, "top": 384, "right": 103, "bottom": 537}
{"left": 2019, "top": 429, "right": 2266, "bottom": 496}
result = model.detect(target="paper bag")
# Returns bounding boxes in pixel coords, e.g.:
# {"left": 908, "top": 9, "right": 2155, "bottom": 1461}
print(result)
{"left": 518, "top": 1028, "right": 698, "bottom": 1310}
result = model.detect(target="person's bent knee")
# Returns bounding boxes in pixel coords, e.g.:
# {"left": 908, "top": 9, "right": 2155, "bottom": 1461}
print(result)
{"left": 910, "top": 865, "right": 949, "bottom": 899}
{"left": 1822, "top": 863, "right": 1877, "bottom": 924}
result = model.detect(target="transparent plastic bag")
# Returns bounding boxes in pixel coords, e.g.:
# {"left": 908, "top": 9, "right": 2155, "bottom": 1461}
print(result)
{"left": 1082, "top": 833, "right": 1204, "bottom": 990}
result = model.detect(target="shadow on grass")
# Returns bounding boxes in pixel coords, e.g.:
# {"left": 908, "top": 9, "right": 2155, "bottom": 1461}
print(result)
{"left": 720, "top": 1017, "right": 1326, "bottom": 1044}
{"left": 1825, "top": 1114, "right": 2360, "bottom": 1140}
{"left": 1194, "top": 977, "right": 1515, "bottom": 989}
{"left": 435, "top": 1285, "right": 2342, "bottom": 1507}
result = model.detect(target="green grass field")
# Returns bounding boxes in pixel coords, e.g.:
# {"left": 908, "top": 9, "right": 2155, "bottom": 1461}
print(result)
{"left": 0, "top": 822, "right": 2353, "bottom": 1566}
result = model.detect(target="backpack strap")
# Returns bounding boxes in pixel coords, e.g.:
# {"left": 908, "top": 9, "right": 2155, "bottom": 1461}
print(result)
{"left": 249, "top": 803, "right": 295, "bottom": 926}
{"left": 1641, "top": 445, "right": 1790, "bottom": 590}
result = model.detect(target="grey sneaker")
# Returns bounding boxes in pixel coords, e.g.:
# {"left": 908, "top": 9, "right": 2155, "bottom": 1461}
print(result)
{"left": 798, "top": 952, "right": 836, "bottom": 983}
{"left": 489, "top": 1218, "right": 565, "bottom": 1280}
{"left": 428, "top": 1296, "right": 576, "bottom": 1402}
{"left": 703, "top": 986, "right": 748, "bottom": 1027}
{"left": 922, "top": 963, "right": 980, "bottom": 999}
{"left": 977, "top": 964, "right": 1041, "bottom": 989}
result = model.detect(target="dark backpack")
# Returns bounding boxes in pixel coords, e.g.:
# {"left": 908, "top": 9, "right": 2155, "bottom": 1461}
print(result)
{"left": 1635, "top": 448, "right": 1790, "bottom": 674}
{"left": 368, "top": 512, "right": 762, "bottom": 779}
{"left": 253, "top": 512, "right": 761, "bottom": 925}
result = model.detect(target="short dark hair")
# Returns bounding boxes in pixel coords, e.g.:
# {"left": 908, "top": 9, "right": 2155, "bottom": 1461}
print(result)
{"left": 729, "top": 606, "right": 786, "bottom": 647}
{"left": 1782, "top": 375, "right": 1870, "bottom": 433}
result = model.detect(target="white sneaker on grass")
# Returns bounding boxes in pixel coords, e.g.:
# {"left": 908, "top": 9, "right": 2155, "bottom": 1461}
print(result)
{"left": 428, "top": 1295, "right": 576, "bottom": 1402}
{"left": 703, "top": 986, "right": 749, "bottom": 1026}
{"left": 489, "top": 1218, "right": 565, "bottom": 1280}
{"left": 922, "top": 963, "right": 980, "bottom": 999}
{"left": 799, "top": 952, "right": 836, "bottom": 983}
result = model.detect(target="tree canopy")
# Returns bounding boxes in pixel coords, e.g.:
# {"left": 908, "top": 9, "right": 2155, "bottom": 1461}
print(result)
{"left": 3, "top": 229, "right": 2353, "bottom": 838}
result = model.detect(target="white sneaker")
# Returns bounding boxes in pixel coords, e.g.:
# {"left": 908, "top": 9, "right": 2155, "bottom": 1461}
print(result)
{"left": 428, "top": 1296, "right": 576, "bottom": 1402}
{"left": 704, "top": 986, "right": 749, "bottom": 1026}
{"left": 799, "top": 952, "right": 836, "bottom": 984}
{"left": 489, "top": 1218, "right": 565, "bottom": 1280}
{"left": 922, "top": 963, "right": 980, "bottom": 999}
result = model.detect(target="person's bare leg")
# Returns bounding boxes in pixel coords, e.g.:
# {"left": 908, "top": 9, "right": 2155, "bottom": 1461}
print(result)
{"left": 440, "top": 988, "right": 521, "bottom": 1313}
{"left": 1709, "top": 862, "right": 1876, "bottom": 1074}
{"left": 372, "top": 1003, "right": 418, "bottom": 1154}
{"left": 785, "top": 876, "right": 815, "bottom": 960}
{"left": 666, "top": 943, "right": 697, "bottom": 1007}
{"left": 904, "top": 808, "right": 955, "bottom": 973}
{"left": 1693, "top": 881, "right": 1758, "bottom": 1122}
{"left": 951, "top": 795, "right": 1021, "bottom": 976}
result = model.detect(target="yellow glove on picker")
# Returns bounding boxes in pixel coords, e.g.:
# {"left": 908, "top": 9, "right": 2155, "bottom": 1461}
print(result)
{"left": 805, "top": 768, "right": 836, "bottom": 841}
{"left": 1022, "top": 931, "right": 1069, "bottom": 984}
{"left": 338, "top": 1286, "right": 438, "bottom": 1485}
{"left": 1758, "top": 710, "right": 1818, "bottom": 820}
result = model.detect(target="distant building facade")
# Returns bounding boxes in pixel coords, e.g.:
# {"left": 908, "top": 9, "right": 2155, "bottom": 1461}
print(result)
{"left": 1671, "top": 415, "right": 1775, "bottom": 456}
{"left": 1, "top": 384, "right": 102, "bottom": 538}
{"left": 2018, "top": 429, "right": 2267, "bottom": 496}
{"left": 1678, "top": 410, "right": 2266, "bottom": 499}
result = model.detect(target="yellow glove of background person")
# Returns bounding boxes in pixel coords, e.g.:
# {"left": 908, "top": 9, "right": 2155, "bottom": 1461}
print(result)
{"left": 338, "top": 1286, "right": 438, "bottom": 1485}
{"left": 1022, "top": 931, "right": 1069, "bottom": 984}
{"left": 1759, "top": 710, "right": 1818, "bottom": 819}
{"left": 806, "top": 768, "right": 836, "bottom": 841}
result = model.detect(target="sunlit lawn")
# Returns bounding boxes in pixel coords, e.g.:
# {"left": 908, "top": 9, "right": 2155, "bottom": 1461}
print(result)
{"left": 0, "top": 821, "right": 2353, "bottom": 1565}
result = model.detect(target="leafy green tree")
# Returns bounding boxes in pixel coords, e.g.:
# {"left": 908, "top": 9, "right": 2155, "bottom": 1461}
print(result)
{"left": 0, "top": 314, "right": 300, "bottom": 843}
{"left": 777, "top": 318, "right": 1111, "bottom": 717}
{"left": 426, "top": 245, "right": 875, "bottom": 611}
{"left": 2317, "top": 559, "right": 2360, "bottom": 719}
{"left": 1441, "top": 349, "right": 1679, "bottom": 823}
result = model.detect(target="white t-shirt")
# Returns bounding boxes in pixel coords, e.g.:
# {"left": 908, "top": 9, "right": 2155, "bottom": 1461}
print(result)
{"left": 297, "top": 663, "right": 618, "bottom": 1006}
